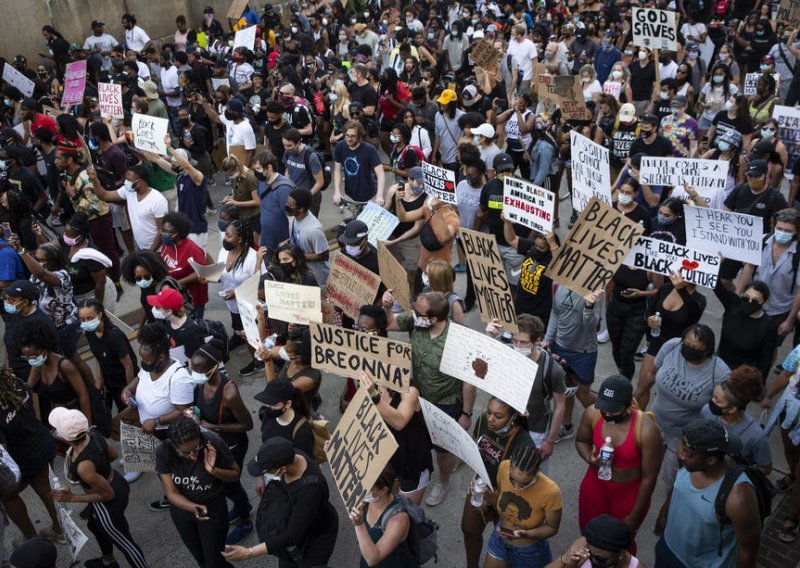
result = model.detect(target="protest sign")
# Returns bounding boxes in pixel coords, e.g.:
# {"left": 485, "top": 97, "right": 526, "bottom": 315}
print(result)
{"left": 639, "top": 157, "right": 729, "bottom": 195}
{"left": 602, "top": 81, "right": 622, "bottom": 100}
{"left": 777, "top": 0, "right": 800, "bottom": 29}
{"left": 420, "top": 398, "right": 493, "bottom": 489}
{"left": 357, "top": 201, "right": 399, "bottom": 247}
{"left": 233, "top": 25, "right": 257, "bottom": 50}
{"left": 502, "top": 176, "right": 555, "bottom": 233}
{"left": 422, "top": 161, "right": 457, "bottom": 204}
{"left": 570, "top": 131, "right": 612, "bottom": 212}
{"left": 536, "top": 74, "right": 589, "bottom": 120}
{"left": 57, "top": 503, "right": 89, "bottom": 560}
{"left": 120, "top": 423, "right": 158, "bottom": 472}
{"left": 631, "top": 7, "right": 678, "bottom": 51}
{"left": 743, "top": 73, "right": 781, "bottom": 96}
{"left": 471, "top": 39, "right": 501, "bottom": 68}
{"left": 2, "top": 63, "right": 34, "bottom": 97}
{"left": 324, "top": 252, "right": 381, "bottom": 320}
{"left": 546, "top": 198, "right": 644, "bottom": 298}
{"left": 98, "top": 82, "right": 124, "bottom": 119}
{"left": 459, "top": 228, "right": 518, "bottom": 333}
{"left": 623, "top": 236, "right": 721, "bottom": 288}
{"left": 439, "top": 323, "right": 537, "bottom": 414}
{"left": 774, "top": 105, "right": 800, "bottom": 181}
{"left": 264, "top": 280, "right": 322, "bottom": 325}
{"left": 685, "top": 206, "right": 763, "bottom": 265}
{"left": 227, "top": 0, "right": 251, "bottom": 18}
{"left": 377, "top": 241, "right": 410, "bottom": 312}
{"left": 131, "top": 113, "right": 170, "bottom": 156}
{"left": 235, "top": 272, "right": 262, "bottom": 349}
{"left": 326, "top": 385, "right": 398, "bottom": 510}
{"left": 62, "top": 60, "right": 87, "bottom": 106}
{"left": 188, "top": 258, "right": 225, "bottom": 283}
{"left": 310, "top": 322, "right": 411, "bottom": 393}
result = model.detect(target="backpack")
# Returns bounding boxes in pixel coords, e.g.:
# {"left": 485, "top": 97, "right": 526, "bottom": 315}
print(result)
{"left": 714, "top": 463, "right": 774, "bottom": 556}
{"left": 192, "top": 318, "right": 231, "bottom": 362}
{"left": 302, "top": 148, "right": 331, "bottom": 192}
{"left": 292, "top": 416, "right": 331, "bottom": 464}
{"left": 379, "top": 494, "right": 439, "bottom": 565}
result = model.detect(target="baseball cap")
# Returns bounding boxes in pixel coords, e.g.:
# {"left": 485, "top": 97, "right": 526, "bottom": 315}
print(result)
{"left": 19, "top": 98, "right": 37, "bottom": 110}
{"left": 761, "top": 55, "right": 775, "bottom": 64}
{"left": 618, "top": 103, "right": 636, "bottom": 123}
{"left": 33, "top": 127, "right": 54, "bottom": 144}
{"left": 641, "top": 113, "right": 660, "bottom": 127}
{"left": 5, "top": 280, "right": 39, "bottom": 301}
{"left": 146, "top": 288, "right": 183, "bottom": 312}
{"left": 462, "top": 85, "right": 481, "bottom": 107}
{"left": 493, "top": 152, "right": 514, "bottom": 173}
{"left": 685, "top": 41, "right": 699, "bottom": 51}
{"left": 408, "top": 166, "right": 424, "bottom": 184}
{"left": 9, "top": 536, "right": 57, "bottom": 568}
{"left": 254, "top": 378, "right": 295, "bottom": 405}
{"left": 672, "top": 94, "right": 688, "bottom": 107}
{"left": 227, "top": 98, "right": 245, "bottom": 113}
{"left": 48, "top": 407, "right": 88, "bottom": 442}
{"left": 203, "top": 6, "right": 215, "bottom": 14}
{"left": 595, "top": 375, "right": 633, "bottom": 413}
{"left": 247, "top": 437, "right": 296, "bottom": 476}
{"left": 340, "top": 219, "right": 369, "bottom": 244}
{"left": 91, "top": 19, "right": 105, "bottom": 28}
{"left": 436, "top": 89, "right": 458, "bottom": 105}
{"left": 745, "top": 159, "right": 768, "bottom": 177}
{"left": 141, "top": 80, "right": 159, "bottom": 100}
{"left": 172, "top": 148, "right": 198, "bottom": 166}
{"left": 683, "top": 418, "right": 742, "bottom": 456}
{"left": 472, "top": 123, "right": 495, "bottom": 139}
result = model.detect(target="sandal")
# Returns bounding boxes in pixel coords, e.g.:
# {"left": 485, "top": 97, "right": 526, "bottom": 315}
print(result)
{"left": 775, "top": 475, "right": 795, "bottom": 493}
{"left": 779, "top": 520, "right": 800, "bottom": 543}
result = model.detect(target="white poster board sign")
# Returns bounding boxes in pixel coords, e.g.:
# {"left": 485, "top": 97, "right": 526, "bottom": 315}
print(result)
{"left": 439, "top": 323, "right": 537, "bottom": 414}
{"left": 623, "top": 236, "right": 721, "bottom": 287}
{"left": 57, "top": 504, "right": 89, "bottom": 560}
{"left": 632, "top": 8, "right": 678, "bottom": 51}
{"left": 357, "top": 201, "right": 400, "bottom": 247}
{"left": 639, "top": 157, "right": 729, "bottom": 195}
{"left": 570, "top": 130, "right": 612, "bottom": 212}
{"left": 774, "top": 105, "right": 800, "bottom": 181}
{"left": 420, "top": 398, "right": 493, "bottom": 489}
{"left": 233, "top": 25, "right": 257, "bottom": 50}
{"left": 98, "top": 82, "right": 124, "bottom": 119}
{"left": 235, "top": 272, "right": 262, "bottom": 349}
{"left": 2, "top": 64, "right": 34, "bottom": 97}
{"left": 264, "top": 280, "right": 322, "bottom": 325}
{"left": 685, "top": 206, "right": 763, "bottom": 266}
{"left": 131, "top": 113, "right": 170, "bottom": 156}
{"left": 422, "top": 161, "right": 457, "bottom": 204}
{"left": 502, "top": 176, "right": 554, "bottom": 233}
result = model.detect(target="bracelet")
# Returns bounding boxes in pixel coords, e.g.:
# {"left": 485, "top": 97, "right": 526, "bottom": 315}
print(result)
{"left": 461, "top": 410, "right": 472, "bottom": 418}
{"left": 17, "top": 248, "right": 26, "bottom": 256}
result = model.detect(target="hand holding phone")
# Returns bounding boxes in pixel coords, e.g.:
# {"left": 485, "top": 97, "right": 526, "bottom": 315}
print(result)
{"left": 1, "top": 223, "right": 11, "bottom": 240}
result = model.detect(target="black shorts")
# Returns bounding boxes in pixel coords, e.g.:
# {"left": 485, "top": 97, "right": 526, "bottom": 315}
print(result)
{"left": 379, "top": 116, "right": 395, "bottom": 132}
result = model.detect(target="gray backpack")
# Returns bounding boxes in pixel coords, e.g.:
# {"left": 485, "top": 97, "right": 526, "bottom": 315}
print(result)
{"left": 380, "top": 494, "right": 438, "bottom": 564}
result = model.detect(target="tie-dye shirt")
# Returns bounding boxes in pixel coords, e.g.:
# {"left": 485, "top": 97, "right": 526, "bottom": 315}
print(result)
{"left": 659, "top": 115, "right": 700, "bottom": 158}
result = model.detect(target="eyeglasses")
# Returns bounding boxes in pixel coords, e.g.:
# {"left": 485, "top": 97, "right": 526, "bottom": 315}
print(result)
{"left": 175, "top": 441, "right": 201, "bottom": 458}
{"left": 352, "top": 324, "right": 379, "bottom": 335}
{"left": 344, "top": 133, "right": 358, "bottom": 139}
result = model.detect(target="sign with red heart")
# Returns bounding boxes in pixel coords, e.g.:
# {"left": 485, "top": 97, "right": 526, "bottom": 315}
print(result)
{"left": 681, "top": 259, "right": 700, "bottom": 271}
{"left": 421, "top": 162, "right": 457, "bottom": 205}
{"left": 622, "top": 236, "right": 721, "bottom": 288}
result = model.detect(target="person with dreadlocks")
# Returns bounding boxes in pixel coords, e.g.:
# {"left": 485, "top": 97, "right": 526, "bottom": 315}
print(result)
{"left": 0, "top": 366, "right": 63, "bottom": 543}
{"left": 156, "top": 414, "right": 241, "bottom": 568}
{"left": 487, "top": 445, "right": 563, "bottom": 568}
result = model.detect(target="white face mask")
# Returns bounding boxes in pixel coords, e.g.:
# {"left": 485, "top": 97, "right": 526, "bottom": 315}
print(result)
{"left": 189, "top": 370, "right": 210, "bottom": 385}
{"left": 611, "top": 70, "right": 623, "bottom": 79}
{"left": 724, "top": 100, "right": 734, "bottom": 110}
{"left": 719, "top": 53, "right": 730, "bottom": 61}
{"left": 421, "top": 271, "right": 430, "bottom": 288}
{"left": 513, "top": 346, "right": 532, "bottom": 357}
{"left": 638, "top": 51, "right": 648, "bottom": 61}
{"left": 413, "top": 313, "right": 432, "bottom": 328}
{"left": 263, "top": 471, "right": 282, "bottom": 484}
{"left": 362, "top": 490, "right": 378, "bottom": 503}
{"left": 124, "top": 179, "right": 137, "bottom": 192}
{"left": 618, "top": 194, "right": 634, "bottom": 206}
{"left": 279, "top": 347, "right": 291, "bottom": 361}
{"left": 152, "top": 307, "right": 168, "bottom": 320}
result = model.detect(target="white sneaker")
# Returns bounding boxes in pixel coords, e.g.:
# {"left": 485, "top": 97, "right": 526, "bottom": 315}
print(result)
{"left": 597, "top": 329, "right": 610, "bottom": 343}
{"left": 124, "top": 470, "right": 142, "bottom": 483}
{"left": 425, "top": 482, "right": 449, "bottom": 507}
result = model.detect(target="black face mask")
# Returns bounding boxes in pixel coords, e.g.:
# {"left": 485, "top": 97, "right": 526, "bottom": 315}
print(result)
{"left": 268, "top": 118, "right": 282, "bottom": 126}
{"left": 141, "top": 358, "right": 164, "bottom": 373}
{"left": 178, "top": 118, "right": 190, "bottom": 127}
{"left": 708, "top": 400, "right": 729, "bottom": 416}
{"left": 254, "top": 171, "right": 266, "bottom": 181}
{"left": 279, "top": 261, "right": 294, "bottom": 273}
{"left": 221, "top": 239, "right": 236, "bottom": 251}
{"left": 260, "top": 405, "right": 285, "bottom": 420}
{"left": 741, "top": 300, "right": 762, "bottom": 316}
{"left": 467, "top": 176, "right": 482, "bottom": 187}
{"left": 601, "top": 409, "right": 628, "bottom": 424}
{"left": 531, "top": 249, "right": 551, "bottom": 263}
{"left": 681, "top": 344, "right": 707, "bottom": 363}
{"left": 284, "top": 205, "right": 297, "bottom": 216}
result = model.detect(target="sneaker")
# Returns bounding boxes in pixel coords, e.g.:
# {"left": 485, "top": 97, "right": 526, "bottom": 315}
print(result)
{"left": 634, "top": 349, "right": 647, "bottom": 361}
{"left": 123, "top": 470, "right": 142, "bottom": 483}
{"left": 226, "top": 521, "right": 254, "bottom": 545}
{"left": 596, "top": 329, "right": 610, "bottom": 344}
{"left": 454, "top": 263, "right": 467, "bottom": 273}
{"left": 425, "top": 482, "right": 449, "bottom": 507}
{"left": 568, "top": 211, "right": 578, "bottom": 229}
{"left": 240, "top": 361, "right": 258, "bottom": 376}
{"left": 40, "top": 526, "right": 66, "bottom": 544}
{"left": 228, "top": 335, "right": 246, "bottom": 351}
{"left": 555, "top": 424, "right": 575, "bottom": 444}
{"left": 149, "top": 497, "right": 170, "bottom": 511}
{"left": 228, "top": 503, "right": 254, "bottom": 525}
{"left": 84, "top": 559, "right": 120, "bottom": 568}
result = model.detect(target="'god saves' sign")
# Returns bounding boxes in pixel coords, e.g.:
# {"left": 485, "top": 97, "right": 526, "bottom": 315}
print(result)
{"left": 632, "top": 8, "right": 678, "bottom": 51}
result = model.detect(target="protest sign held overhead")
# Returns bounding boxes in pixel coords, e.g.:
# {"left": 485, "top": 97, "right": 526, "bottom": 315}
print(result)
{"left": 422, "top": 162, "right": 457, "bottom": 204}
{"left": 233, "top": 25, "right": 257, "bottom": 50}
{"left": 639, "top": 157, "right": 729, "bottom": 195}
{"left": 377, "top": 242, "right": 411, "bottom": 312}
{"left": 502, "top": 176, "right": 554, "bottom": 234}
{"left": 264, "top": 280, "right": 322, "bottom": 325}
{"left": 439, "top": 323, "right": 537, "bottom": 413}
{"left": 62, "top": 60, "right": 87, "bottom": 106}
{"left": 459, "top": 228, "right": 518, "bottom": 333}
{"left": 685, "top": 206, "right": 763, "bottom": 265}
{"left": 471, "top": 39, "right": 501, "bottom": 68}
{"left": 623, "top": 237, "right": 721, "bottom": 288}
{"left": 774, "top": 105, "right": 800, "bottom": 180}
{"left": 546, "top": 198, "right": 645, "bottom": 298}
{"left": 98, "top": 82, "right": 124, "bottom": 119}
{"left": 324, "top": 252, "right": 381, "bottom": 320}
{"left": 2, "top": 64, "right": 34, "bottom": 97}
{"left": 631, "top": 7, "right": 678, "bottom": 51}
{"left": 326, "top": 385, "right": 398, "bottom": 511}
{"left": 420, "top": 399, "right": 493, "bottom": 489}
{"left": 131, "top": 113, "right": 170, "bottom": 156}
{"left": 310, "top": 322, "right": 411, "bottom": 393}
{"left": 777, "top": 0, "right": 800, "bottom": 29}
{"left": 537, "top": 74, "right": 590, "bottom": 121}
{"left": 570, "top": 131, "right": 612, "bottom": 212}
{"left": 357, "top": 201, "right": 400, "bottom": 247}
{"left": 120, "top": 423, "right": 159, "bottom": 473}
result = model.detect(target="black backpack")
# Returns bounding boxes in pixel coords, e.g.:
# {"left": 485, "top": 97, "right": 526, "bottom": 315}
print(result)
{"left": 302, "top": 148, "right": 331, "bottom": 192}
{"left": 714, "top": 463, "right": 774, "bottom": 556}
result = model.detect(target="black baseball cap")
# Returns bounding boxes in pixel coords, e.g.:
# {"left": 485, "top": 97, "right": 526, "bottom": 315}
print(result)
{"left": 340, "top": 219, "right": 369, "bottom": 244}
{"left": 227, "top": 98, "right": 245, "bottom": 113}
{"left": 247, "top": 437, "right": 295, "bottom": 476}
{"left": 493, "top": 152, "right": 514, "bottom": 173}
{"left": 91, "top": 19, "right": 105, "bottom": 28}
{"left": 641, "top": 113, "right": 660, "bottom": 127}
{"left": 683, "top": 418, "right": 742, "bottom": 456}
{"left": 595, "top": 375, "right": 633, "bottom": 412}
{"left": 254, "top": 379, "right": 295, "bottom": 405}
{"left": 9, "top": 536, "right": 57, "bottom": 568}
{"left": 745, "top": 159, "right": 768, "bottom": 177}
{"left": 5, "top": 280, "right": 39, "bottom": 301}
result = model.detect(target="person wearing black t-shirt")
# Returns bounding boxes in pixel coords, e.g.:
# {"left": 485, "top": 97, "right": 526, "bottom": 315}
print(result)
{"left": 255, "top": 379, "right": 314, "bottom": 474}
{"left": 503, "top": 219, "right": 558, "bottom": 325}
{"left": 606, "top": 179, "right": 654, "bottom": 380}
{"left": 3, "top": 280, "right": 60, "bottom": 383}
{"left": 653, "top": 79, "right": 677, "bottom": 124}
{"left": 629, "top": 114, "right": 674, "bottom": 159}
{"left": 707, "top": 94, "right": 754, "bottom": 149}
{"left": 156, "top": 416, "right": 240, "bottom": 568}
{"left": 628, "top": 48, "right": 656, "bottom": 116}
{"left": 348, "top": 63, "right": 379, "bottom": 117}
{"left": 264, "top": 101, "right": 292, "bottom": 167}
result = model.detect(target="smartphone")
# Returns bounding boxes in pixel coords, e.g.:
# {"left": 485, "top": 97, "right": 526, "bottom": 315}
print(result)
{"left": 1, "top": 223, "right": 11, "bottom": 240}
{"left": 620, "top": 289, "right": 634, "bottom": 296}
{"left": 498, "top": 527, "right": 515, "bottom": 537}
{"left": 195, "top": 506, "right": 208, "bottom": 518}
{"left": 128, "top": 397, "right": 138, "bottom": 409}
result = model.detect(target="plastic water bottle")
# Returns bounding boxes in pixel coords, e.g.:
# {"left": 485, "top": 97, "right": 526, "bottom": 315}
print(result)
{"left": 651, "top": 312, "right": 662, "bottom": 338}
{"left": 470, "top": 476, "right": 487, "bottom": 507}
{"left": 598, "top": 437, "right": 614, "bottom": 481}
{"left": 50, "top": 472, "right": 63, "bottom": 491}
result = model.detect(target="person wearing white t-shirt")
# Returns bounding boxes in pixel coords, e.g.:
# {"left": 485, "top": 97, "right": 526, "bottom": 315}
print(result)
{"left": 83, "top": 20, "right": 118, "bottom": 71}
{"left": 88, "top": 164, "right": 168, "bottom": 251}
{"left": 158, "top": 56, "right": 182, "bottom": 108}
{"left": 196, "top": 95, "right": 256, "bottom": 162}
{"left": 122, "top": 13, "right": 151, "bottom": 53}
{"left": 507, "top": 24, "right": 538, "bottom": 95}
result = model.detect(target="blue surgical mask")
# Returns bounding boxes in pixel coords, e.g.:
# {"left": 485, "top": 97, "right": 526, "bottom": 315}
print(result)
{"left": 713, "top": 76, "right": 723, "bottom": 84}
{"left": 27, "top": 354, "right": 46, "bottom": 367}
{"left": 761, "top": 128, "right": 775, "bottom": 139}
{"left": 657, "top": 213, "right": 675, "bottom": 226}
{"left": 717, "top": 140, "right": 731, "bottom": 152}
{"left": 0, "top": 160, "right": 7, "bottom": 170}
{"left": 775, "top": 229, "right": 794, "bottom": 244}
{"left": 493, "top": 418, "right": 517, "bottom": 435}
{"left": 760, "top": 63, "right": 770, "bottom": 71}
{"left": 80, "top": 317, "right": 101, "bottom": 332}
{"left": 136, "top": 277, "right": 153, "bottom": 289}
{"left": 2, "top": 100, "right": 11, "bottom": 108}
{"left": 162, "top": 234, "right": 175, "bottom": 246}
{"left": 218, "top": 220, "right": 229, "bottom": 233}
{"left": 3, "top": 302, "right": 16, "bottom": 314}
{"left": 88, "top": 138, "right": 99, "bottom": 151}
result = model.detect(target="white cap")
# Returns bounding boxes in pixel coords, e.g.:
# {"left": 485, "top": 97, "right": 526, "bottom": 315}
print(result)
{"left": 472, "top": 123, "right": 496, "bottom": 139}
{"left": 48, "top": 408, "right": 88, "bottom": 442}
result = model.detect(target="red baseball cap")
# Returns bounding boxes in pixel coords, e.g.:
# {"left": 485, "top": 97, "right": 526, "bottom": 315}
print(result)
{"left": 146, "top": 288, "right": 183, "bottom": 312}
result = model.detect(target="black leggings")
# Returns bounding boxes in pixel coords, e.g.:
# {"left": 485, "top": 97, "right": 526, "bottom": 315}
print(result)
{"left": 225, "top": 437, "right": 251, "bottom": 521}
{"left": 87, "top": 479, "right": 148, "bottom": 568}
{"left": 506, "top": 147, "right": 531, "bottom": 180}
{"left": 170, "top": 496, "right": 233, "bottom": 568}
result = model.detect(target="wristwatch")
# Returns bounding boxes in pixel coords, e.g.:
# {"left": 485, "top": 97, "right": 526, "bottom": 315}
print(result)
{"left": 461, "top": 410, "right": 472, "bottom": 418}
{"left": 154, "top": 417, "right": 161, "bottom": 428}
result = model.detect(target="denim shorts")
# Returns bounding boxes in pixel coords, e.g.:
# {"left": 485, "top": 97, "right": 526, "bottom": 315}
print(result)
{"left": 486, "top": 529, "right": 552, "bottom": 568}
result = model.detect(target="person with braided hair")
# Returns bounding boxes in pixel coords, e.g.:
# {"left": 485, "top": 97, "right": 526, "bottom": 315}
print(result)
{"left": 0, "top": 367, "right": 63, "bottom": 543}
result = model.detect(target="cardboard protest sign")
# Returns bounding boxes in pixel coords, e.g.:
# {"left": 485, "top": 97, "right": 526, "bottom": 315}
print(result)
{"left": 422, "top": 162, "right": 457, "bottom": 205}
{"left": 623, "top": 236, "right": 721, "bottom": 288}
{"left": 233, "top": 25, "right": 257, "bottom": 50}
{"left": 324, "top": 252, "right": 381, "bottom": 320}
{"left": 439, "top": 323, "right": 537, "bottom": 414}
{"left": 235, "top": 272, "right": 262, "bottom": 349}
{"left": 357, "top": 201, "right": 399, "bottom": 247}
{"left": 774, "top": 105, "right": 800, "bottom": 181}
{"left": 188, "top": 258, "right": 225, "bottom": 283}
{"left": 471, "top": 39, "right": 501, "bottom": 68}
{"left": 310, "top": 322, "right": 411, "bottom": 393}
{"left": 62, "top": 60, "right": 87, "bottom": 106}
{"left": 420, "top": 398, "right": 493, "bottom": 489}
{"left": 685, "top": 206, "right": 763, "bottom": 265}
{"left": 536, "top": 74, "right": 589, "bottom": 120}
{"left": 326, "top": 385, "right": 398, "bottom": 510}
{"left": 570, "top": 131, "right": 613, "bottom": 212}
{"left": 56, "top": 504, "right": 89, "bottom": 560}
{"left": 546, "top": 198, "right": 644, "bottom": 298}
{"left": 264, "top": 280, "right": 322, "bottom": 325}
{"left": 743, "top": 73, "right": 780, "bottom": 96}
{"left": 631, "top": 7, "right": 678, "bottom": 51}
{"left": 502, "top": 176, "right": 555, "bottom": 233}
{"left": 120, "top": 423, "right": 159, "bottom": 472}
{"left": 227, "top": 0, "right": 251, "bottom": 18}
{"left": 98, "top": 82, "right": 124, "bottom": 119}
{"left": 131, "top": 113, "right": 170, "bottom": 156}
{"left": 459, "top": 228, "right": 518, "bottom": 333}
{"left": 777, "top": 0, "right": 800, "bottom": 29}
{"left": 639, "top": 157, "right": 729, "bottom": 195}
{"left": 377, "top": 241, "right": 410, "bottom": 312}
{"left": 2, "top": 63, "right": 34, "bottom": 97}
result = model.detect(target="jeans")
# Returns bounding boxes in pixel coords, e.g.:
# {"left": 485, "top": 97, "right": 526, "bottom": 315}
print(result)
{"left": 486, "top": 529, "right": 552, "bottom": 568}
{"left": 606, "top": 299, "right": 648, "bottom": 379}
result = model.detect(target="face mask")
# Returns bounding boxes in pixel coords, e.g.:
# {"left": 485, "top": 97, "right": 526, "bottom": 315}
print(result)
{"left": 162, "top": 234, "right": 175, "bottom": 246}
{"left": 284, "top": 205, "right": 297, "bottom": 216}
{"left": 278, "top": 261, "right": 294, "bottom": 274}
{"left": 413, "top": 313, "right": 432, "bottom": 328}
{"left": 659, "top": 91, "right": 669, "bottom": 100}
{"left": 760, "top": 63, "right": 770, "bottom": 71}
{"left": 178, "top": 118, "right": 190, "bottom": 127}
{"left": 221, "top": 239, "right": 236, "bottom": 251}
{"left": 88, "top": 139, "right": 99, "bottom": 151}
{"left": 681, "top": 344, "right": 707, "bottom": 363}
{"left": 345, "top": 244, "right": 362, "bottom": 257}
{"left": 263, "top": 471, "right": 282, "bottom": 484}
{"left": 152, "top": 307, "right": 168, "bottom": 320}
{"left": 716, "top": 140, "right": 731, "bottom": 152}
{"left": 362, "top": 490, "right": 378, "bottom": 503}
{"left": 688, "top": 52, "right": 698, "bottom": 60}
{"left": 3, "top": 302, "right": 16, "bottom": 314}
{"left": 719, "top": 53, "right": 730, "bottom": 61}
{"left": 641, "top": 129, "right": 653, "bottom": 138}
{"left": 136, "top": 277, "right": 153, "bottom": 289}
{"left": 602, "top": 39, "right": 610, "bottom": 49}
{"left": 601, "top": 410, "right": 627, "bottom": 424}
{"left": 761, "top": 128, "right": 775, "bottom": 139}
{"left": 638, "top": 51, "right": 648, "bottom": 61}
{"left": 389, "top": 134, "right": 401, "bottom": 144}
{"left": 623, "top": 50, "right": 633, "bottom": 56}
{"left": 27, "top": 354, "right": 46, "bottom": 368}
{"left": 140, "top": 359, "right": 163, "bottom": 373}
{"left": 741, "top": 299, "right": 762, "bottom": 315}
{"left": 724, "top": 100, "right": 734, "bottom": 110}
{"left": 611, "top": 70, "right": 623, "bottom": 79}
{"left": 322, "top": 18, "right": 328, "bottom": 26}
{"left": 279, "top": 347, "right": 291, "bottom": 361}
{"left": 467, "top": 176, "right": 482, "bottom": 187}
{"left": 708, "top": 400, "right": 729, "bottom": 416}
{"left": 513, "top": 346, "right": 532, "bottom": 357}
{"left": 775, "top": 229, "right": 794, "bottom": 244}
{"left": 254, "top": 171, "right": 267, "bottom": 181}
{"left": 0, "top": 160, "right": 6, "bottom": 171}
{"left": 492, "top": 417, "right": 517, "bottom": 435}
{"left": 618, "top": 194, "right": 634, "bottom": 206}
{"left": 2, "top": 100, "right": 11, "bottom": 108}
{"left": 451, "top": 30, "right": 458, "bottom": 37}
{"left": 657, "top": 214, "right": 675, "bottom": 226}
{"left": 124, "top": 179, "right": 136, "bottom": 192}
{"left": 756, "top": 30, "right": 765, "bottom": 36}
{"left": 427, "top": 32, "right": 434, "bottom": 40}
{"left": 189, "top": 370, "right": 210, "bottom": 385}
{"left": 713, "top": 76, "right": 724, "bottom": 84}
{"left": 544, "top": 51, "right": 555, "bottom": 59}
{"left": 421, "top": 271, "right": 430, "bottom": 288}
{"left": 262, "top": 405, "right": 285, "bottom": 419}
{"left": 80, "top": 318, "right": 101, "bottom": 332}
{"left": 329, "top": 93, "right": 338, "bottom": 102}
{"left": 63, "top": 235, "right": 80, "bottom": 246}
